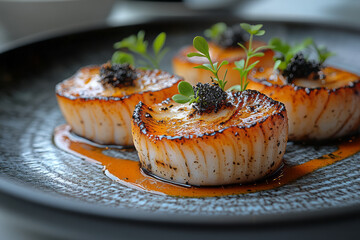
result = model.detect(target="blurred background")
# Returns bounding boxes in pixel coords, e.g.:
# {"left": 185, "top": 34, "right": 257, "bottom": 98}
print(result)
{"left": 0, "top": 0, "right": 360, "bottom": 52}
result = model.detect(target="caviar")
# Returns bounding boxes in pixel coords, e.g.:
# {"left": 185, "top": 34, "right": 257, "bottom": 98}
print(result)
{"left": 100, "top": 63, "right": 137, "bottom": 88}
{"left": 215, "top": 25, "right": 246, "bottom": 48}
{"left": 283, "top": 53, "right": 322, "bottom": 82}
{"left": 193, "top": 83, "right": 227, "bottom": 113}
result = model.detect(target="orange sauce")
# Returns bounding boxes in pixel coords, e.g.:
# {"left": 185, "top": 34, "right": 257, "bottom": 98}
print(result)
{"left": 53, "top": 124, "right": 360, "bottom": 197}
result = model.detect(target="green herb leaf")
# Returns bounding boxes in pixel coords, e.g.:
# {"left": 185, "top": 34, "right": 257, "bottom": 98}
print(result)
{"left": 186, "top": 36, "right": 229, "bottom": 90}
{"left": 243, "top": 81, "right": 250, "bottom": 90}
{"left": 270, "top": 37, "right": 323, "bottom": 71}
{"left": 111, "top": 51, "right": 135, "bottom": 65}
{"left": 153, "top": 32, "right": 166, "bottom": 55}
{"left": 114, "top": 35, "right": 137, "bottom": 49}
{"left": 290, "top": 38, "right": 313, "bottom": 55}
{"left": 212, "top": 62, "right": 218, "bottom": 70}
{"left": 217, "top": 60, "right": 229, "bottom": 70}
{"left": 135, "top": 31, "right": 147, "bottom": 54}
{"left": 254, "top": 30, "right": 265, "bottom": 36}
{"left": 189, "top": 96, "right": 199, "bottom": 104}
{"left": 178, "top": 81, "right": 194, "bottom": 97}
{"left": 273, "top": 59, "right": 281, "bottom": 71}
{"left": 232, "top": 23, "right": 270, "bottom": 91}
{"left": 313, "top": 42, "right": 335, "bottom": 64}
{"left": 320, "top": 51, "right": 335, "bottom": 63}
{"left": 193, "top": 36, "right": 210, "bottom": 57}
{"left": 137, "top": 31, "right": 145, "bottom": 42}
{"left": 113, "top": 31, "right": 168, "bottom": 69}
{"left": 204, "top": 22, "right": 227, "bottom": 42}
{"left": 248, "top": 52, "right": 265, "bottom": 58}
{"left": 172, "top": 94, "right": 191, "bottom": 103}
{"left": 227, "top": 85, "right": 242, "bottom": 91}
{"left": 284, "top": 53, "right": 294, "bottom": 63}
{"left": 240, "top": 23, "right": 251, "bottom": 33}
{"left": 237, "top": 42, "right": 248, "bottom": 54}
{"left": 246, "top": 60, "right": 260, "bottom": 71}
{"left": 269, "top": 38, "right": 290, "bottom": 55}
{"left": 187, "top": 52, "right": 205, "bottom": 58}
{"left": 279, "top": 61, "right": 287, "bottom": 71}
{"left": 253, "top": 45, "right": 271, "bottom": 53}
{"left": 251, "top": 24, "right": 263, "bottom": 32}
{"left": 172, "top": 81, "right": 200, "bottom": 104}
{"left": 234, "top": 59, "right": 245, "bottom": 69}
{"left": 194, "top": 64, "right": 213, "bottom": 72}
{"left": 241, "top": 23, "right": 264, "bottom": 35}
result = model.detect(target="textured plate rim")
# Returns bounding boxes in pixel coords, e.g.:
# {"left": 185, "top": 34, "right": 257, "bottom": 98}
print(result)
{"left": 0, "top": 175, "right": 359, "bottom": 226}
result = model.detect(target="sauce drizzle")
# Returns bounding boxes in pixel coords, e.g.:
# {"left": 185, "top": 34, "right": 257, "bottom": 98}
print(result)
{"left": 54, "top": 125, "right": 360, "bottom": 197}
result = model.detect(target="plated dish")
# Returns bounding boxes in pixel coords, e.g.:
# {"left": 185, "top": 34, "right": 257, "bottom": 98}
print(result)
{"left": 250, "top": 66, "right": 360, "bottom": 141}
{"left": 0, "top": 20, "right": 360, "bottom": 225}
{"left": 132, "top": 90, "right": 287, "bottom": 186}
{"left": 55, "top": 25, "right": 292, "bottom": 189}
{"left": 54, "top": 22, "right": 359, "bottom": 192}
{"left": 56, "top": 64, "right": 181, "bottom": 146}
{"left": 248, "top": 36, "right": 360, "bottom": 141}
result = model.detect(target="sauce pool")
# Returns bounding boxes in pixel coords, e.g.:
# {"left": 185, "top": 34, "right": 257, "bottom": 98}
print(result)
{"left": 54, "top": 124, "right": 360, "bottom": 197}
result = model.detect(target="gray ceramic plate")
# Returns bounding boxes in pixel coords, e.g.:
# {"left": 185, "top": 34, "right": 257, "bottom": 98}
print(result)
{"left": 0, "top": 19, "right": 359, "bottom": 236}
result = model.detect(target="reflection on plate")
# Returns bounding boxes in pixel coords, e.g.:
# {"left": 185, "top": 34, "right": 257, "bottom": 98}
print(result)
{"left": 54, "top": 124, "right": 360, "bottom": 198}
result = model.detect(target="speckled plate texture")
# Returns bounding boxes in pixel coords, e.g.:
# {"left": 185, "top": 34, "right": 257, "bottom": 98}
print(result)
{"left": 0, "top": 19, "right": 359, "bottom": 224}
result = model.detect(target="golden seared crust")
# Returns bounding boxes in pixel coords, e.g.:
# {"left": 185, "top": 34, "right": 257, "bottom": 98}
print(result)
{"left": 133, "top": 90, "right": 286, "bottom": 141}
{"left": 132, "top": 90, "right": 288, "bottom": 186}
{"left": 249, "top": 66, "right": 360, "bottom": 141}
{"left": 56, "top": 65, "right": 182, "bottom": 145}
{"left": 56, "top": 65, "right": 181, "bottom": 100}
{"left": 172, "top": 41, "right": 274, "bottom": 88}
{"left": 249, "top": 66, "right": 360, "bottom": 90}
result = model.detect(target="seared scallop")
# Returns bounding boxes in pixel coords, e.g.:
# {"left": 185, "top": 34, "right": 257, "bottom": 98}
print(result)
{"left": 172, "top": 41, "right": 274, "bottom": 88}
{"left": 132, "top": 90, "right": 288, "bottom": 186}
{"left": 56, "top": 65, "right": 181, "bottom": 146}
{"left": 249, "top": 66, "right": 360, "bottom": 141}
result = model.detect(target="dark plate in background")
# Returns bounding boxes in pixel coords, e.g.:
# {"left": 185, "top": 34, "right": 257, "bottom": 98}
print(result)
{"left": 0, "top": 18, "right": 359, "bottom": 239}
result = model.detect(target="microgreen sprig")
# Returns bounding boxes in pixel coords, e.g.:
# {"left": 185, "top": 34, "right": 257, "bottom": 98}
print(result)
{"left": 112, "top": 31, "right": 168, "bottom": 69}
{"left": 270, "top": 37, "right": 313, "bottom": 71}
{"left": 270, "top": 37, "right": 335, "bottom": 71}
{"left": 228, "top": 23, "right": 271, "bottom": 92}
{"left": 204, "top": 22, "right": 227, "bottom": 42}
{"left": 172, "top": 81, "right": 198, "bottom": 104}
{"left": 173, "top": 23, "right": 271, "bottom": 105}
{"left": 187, "top": 36, "right": 229, "bottom": 90}
{"left": 312, "top": 42, "right": 335, "bottom": 64}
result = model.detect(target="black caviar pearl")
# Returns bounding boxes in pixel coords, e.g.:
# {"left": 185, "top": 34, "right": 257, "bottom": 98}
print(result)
{"left": 100, "top": 63, "right": 137, "bottom": 88}
{"left": 193, "top": 83, "right": 227, "bottom": 113}
{"left": 283, "top": 53, "right": 322, "bottom": 83}
{"left": 215, "top": 25, "right": 247, "bottom": 48}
